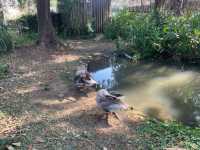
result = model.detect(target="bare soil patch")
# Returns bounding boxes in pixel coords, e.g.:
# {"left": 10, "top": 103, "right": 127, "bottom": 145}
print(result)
{"left": 0, "top": 39, "right": 144, "bottom": 150}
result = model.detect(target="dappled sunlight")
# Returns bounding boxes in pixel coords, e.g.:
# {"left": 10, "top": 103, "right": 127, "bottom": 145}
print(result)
{"left": 69, "top": 40, "right": 115, "bottom": 53}
{"left": 0, "top": 114, "right": 30, "bottom": 136}
{"left": 51, "top": 54, "right": 80, "bottom": 64}
{"left": 15, "top": 83, "right": 42, "bottom": 95}
{"left": 38, "top": 95, "right": 96, "bottom": 117}
{"left": 0, "top": 11, "right": 141, "bottom": 147}
{"left": 16, "top": 86, "right": 38, "bottom": 95}
{"left": 21, "top": 71, "right": 38, "bottom": 78}
{"left": 74, "top": 44, "right": 101, "bottom": 51}
{"left": 34, "top": 97, "right": 77, "bottom": 105}
{"left": 1, "top": 105, "right": 141, "bottom": 149}
{"left": 0, "top": 0, "right": 199, "bottom": 147}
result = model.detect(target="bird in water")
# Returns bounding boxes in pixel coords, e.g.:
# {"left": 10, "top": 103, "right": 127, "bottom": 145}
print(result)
{"left": 74, "top": 65, "right": 97, "bottom": 91}
{"left": 96, "top": 89, "right": 129, "bottom": 122}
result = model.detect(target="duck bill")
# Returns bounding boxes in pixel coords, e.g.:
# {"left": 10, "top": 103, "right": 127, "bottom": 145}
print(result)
{"left": 85, "top": 78, "right": 98, "bottom": 87}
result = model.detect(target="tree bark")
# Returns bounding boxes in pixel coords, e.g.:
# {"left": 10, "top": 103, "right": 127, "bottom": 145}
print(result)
{"left": 37, "top": 0, "right": 57, "bottom": 47}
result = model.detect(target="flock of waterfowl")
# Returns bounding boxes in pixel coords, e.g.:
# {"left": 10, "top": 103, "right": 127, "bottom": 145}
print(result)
{"left": 74, "top": 64, "right": 129, "bottom": 123}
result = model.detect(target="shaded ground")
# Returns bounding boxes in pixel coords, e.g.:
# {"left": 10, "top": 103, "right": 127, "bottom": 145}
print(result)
{"left": 0, "top": 39, "right": 144, "bottom": 150}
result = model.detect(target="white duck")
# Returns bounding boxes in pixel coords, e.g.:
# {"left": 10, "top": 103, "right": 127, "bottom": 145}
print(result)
{"left": 74, "top": 65, "right": 97, "bottom": 89}
{"left": 96, "top": 89, "right": 128, "bottom": 120}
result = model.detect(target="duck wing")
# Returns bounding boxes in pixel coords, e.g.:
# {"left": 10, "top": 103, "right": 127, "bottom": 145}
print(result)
{"left": 99, "top": 97, "right": 128, "bottom": 112}
{"left": 102, "top": 102, "right": 128, "bottom": 112}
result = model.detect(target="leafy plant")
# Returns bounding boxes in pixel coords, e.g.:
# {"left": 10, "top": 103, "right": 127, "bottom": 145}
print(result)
{"left": 0, "top": 63, "right": 9, "bottom": 79}
{"left": 0, "top": 26, "right": 13, "bottom": 53}
{"left": 17, "top": 0, "right": 27, "bottom": 8}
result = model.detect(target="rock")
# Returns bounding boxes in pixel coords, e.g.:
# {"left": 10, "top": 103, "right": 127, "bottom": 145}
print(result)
{"left": 195, "top": 115, "right": 200, "bottom": 122}
{"left": 12, "top": 142, "right": 21, "bottom": 147}
{"left": 103, "top": 147, "right": 108, "bottom": 150}
{"left": 58, "top": 93, "right": 65, "bottom": 98}
{"left": 93, "top": 52, "right": 102, "bottom": 56}
{"left": 66, "top": 97, "right": 76, "bottom": 101}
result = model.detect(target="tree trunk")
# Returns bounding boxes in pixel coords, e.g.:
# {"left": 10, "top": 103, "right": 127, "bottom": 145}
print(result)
{"left": 0, "top": 0, "right": 4, "bottom": 25}
{"left": 155, "top": 0, "right": 166, "bottom": 10}
{"left": 37, "top": 0, "right": 57, "bottom": 47}
{"left": 170, "top": 0, "right": 184, "bottom": 15}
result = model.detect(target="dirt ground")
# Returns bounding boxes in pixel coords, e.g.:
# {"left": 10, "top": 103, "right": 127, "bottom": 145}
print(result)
{"left": 0, "top": 39, "right": 144, "bottom": 150}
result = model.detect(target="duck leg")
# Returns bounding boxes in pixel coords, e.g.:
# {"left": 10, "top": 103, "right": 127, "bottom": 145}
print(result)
{"left": 96, "top": 112, "right": 107, "bottom": 121}
{"left": 112, "top": 112, "right": 120, "bottom": 120}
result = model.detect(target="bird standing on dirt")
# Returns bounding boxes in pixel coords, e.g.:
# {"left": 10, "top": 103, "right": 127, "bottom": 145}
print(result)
{"left": 96, "top": 89, "right": 129, "bottom": 121}
{"left": 74, "top": 65, "right": 97, "bottom": 90}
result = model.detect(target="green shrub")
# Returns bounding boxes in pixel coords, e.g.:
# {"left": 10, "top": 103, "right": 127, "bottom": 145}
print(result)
{"left": 0, "top": 63, "right": 9, "bottom": 79}
{"left": 104, "top": 11, "right": 200, "bottom": 61}
{"left": 17, "top": 14, "right": 38, "bottom": 33}
{"left": 0, "top": 26, "right": 13, "bottom": 53}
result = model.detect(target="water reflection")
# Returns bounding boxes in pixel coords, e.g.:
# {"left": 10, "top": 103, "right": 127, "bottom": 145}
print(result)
{"left": 88, "top": 56, "right": 200, "bottom": 126}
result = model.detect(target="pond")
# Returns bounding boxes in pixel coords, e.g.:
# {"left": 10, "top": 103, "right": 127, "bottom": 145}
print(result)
{"left": 87, "top": 56, "right": 200, "bottom": 126}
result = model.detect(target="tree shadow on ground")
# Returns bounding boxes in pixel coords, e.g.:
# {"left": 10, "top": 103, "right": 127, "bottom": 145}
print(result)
{"left": 3, "top": 105, "right": 142, "bottom": 150}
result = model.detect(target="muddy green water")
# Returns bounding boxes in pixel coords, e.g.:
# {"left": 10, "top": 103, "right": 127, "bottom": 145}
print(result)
{"left": 88, "top": 57, "right": 200, "bottom": 126}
